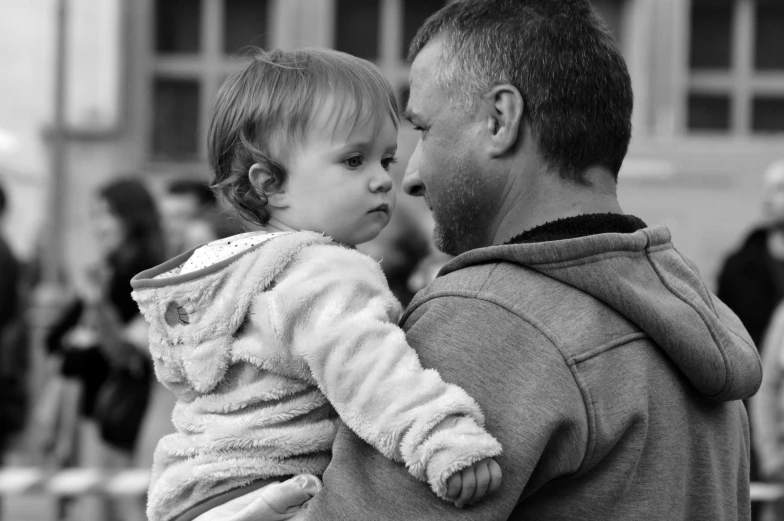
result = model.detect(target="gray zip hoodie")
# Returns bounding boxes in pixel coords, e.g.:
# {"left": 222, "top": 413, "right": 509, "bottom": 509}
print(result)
{"left": 305, "top": 219, "right": 761, "bottom": 520}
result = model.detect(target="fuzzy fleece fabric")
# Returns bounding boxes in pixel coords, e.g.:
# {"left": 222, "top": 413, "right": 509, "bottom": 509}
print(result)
{"left": 130, "top": 231, "right": 501, "bottom": 521}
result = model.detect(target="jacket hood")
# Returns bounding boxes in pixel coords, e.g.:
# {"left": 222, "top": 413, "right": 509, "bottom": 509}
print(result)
{"left": 130, "top": 231, "right": 332, "bottom": 397}
{"left": 440, "top": 225, "right": 762, "bottom": 402}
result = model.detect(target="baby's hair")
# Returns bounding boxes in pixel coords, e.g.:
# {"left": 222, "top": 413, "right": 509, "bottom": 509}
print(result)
{"left": 208, "top": 47, "right": 400, "bottom": 226}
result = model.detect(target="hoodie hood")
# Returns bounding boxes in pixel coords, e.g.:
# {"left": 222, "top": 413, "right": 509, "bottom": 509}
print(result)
{"left": 440, "top": 222, "right": 762, "bottom": 402}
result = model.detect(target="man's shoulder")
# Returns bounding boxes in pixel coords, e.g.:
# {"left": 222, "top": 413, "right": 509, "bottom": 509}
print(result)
{"left": 404, "top": 253, "right": 647, "bottom": 364}
{"left": 402, "top": 259, "right": 567, "bottom": 353}
{"left": 407, "top": 257, "right": 565, "bottom": 318}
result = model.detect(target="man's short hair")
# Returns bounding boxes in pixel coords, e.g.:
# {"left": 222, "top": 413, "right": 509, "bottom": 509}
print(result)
{"left": 410, "top": 0, "right": 633, "bottom": 182}
{"left": 167, "top": 179, "right": 216, "bottom": 208}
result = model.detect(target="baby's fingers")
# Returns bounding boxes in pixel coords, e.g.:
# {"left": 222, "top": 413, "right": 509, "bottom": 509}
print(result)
{"left": 446, "top": 472, "right": 462, "bottom": 501}
{"left": 487, "top": 459, "right": 503, "bottom": 496}
{"left": 466, "top": 461, "right": 490, "bottom": 506}
{"left": 455, "top": 468, "right": 476, "bottom": 508}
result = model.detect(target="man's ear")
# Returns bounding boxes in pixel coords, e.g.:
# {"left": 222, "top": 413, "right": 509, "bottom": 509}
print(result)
{"left": 484, "top": 84, "right": 524, "bottom": 157}
{"left": 248, "top": 161, "right": 286, "bottom": 207}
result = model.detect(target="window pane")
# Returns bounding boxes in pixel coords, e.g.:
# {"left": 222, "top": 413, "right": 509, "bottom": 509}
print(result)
{"left": 591, "top": 0, "right": 624, "bottom": 44}
{"left": 152, "top": 79, "right": 200, "bottom": 160}
{"left": 402, "top": 0, "right": 445, "bottom": 58}
{"left": 687, "top": 93, "right": 731, "bottom": 131}
{"left": 689, "top": 0, "right": 733, "bottom": 69}
{"left": 224, "top": 0, "right": 269, "bottom": 55}
{"left": 755, "top": 0, "right": 784, "bottom": 70}
{"left": 155, "top": 0, "right": 201, "bottom": 53}
{"left": 752, "top": 97, "right": 784, "bottom": 133}
{"left": 335, "top": 0, "right": 379, "bottom": 60}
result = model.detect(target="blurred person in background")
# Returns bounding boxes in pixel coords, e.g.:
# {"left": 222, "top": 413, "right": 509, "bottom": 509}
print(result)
{"left": 718, "top": 160, "right": 784, "bottom": 351}
{"left": 42, "top": 177, "right": 164, "bottom": 521}
{"left": 0, "top": 181, "right": 25, "bottom": 453}
{"left": 744, "top": 160, "right": 784, "bottom": 521}
{"left": 752, "top": 295, "right": 784, "bottom": 521}
{"left": 0, "top": 180, "right": 28, "bottom": 520}
{"left": 718, "top": 159, "right": 784, "bottom": 516}
{"left": 161, "top": 178, "right": 243, "bottom": 258}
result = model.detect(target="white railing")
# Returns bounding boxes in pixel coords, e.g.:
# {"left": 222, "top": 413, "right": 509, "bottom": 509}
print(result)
{"left": 0, "top": 467, "right": 149, "bottom": 497}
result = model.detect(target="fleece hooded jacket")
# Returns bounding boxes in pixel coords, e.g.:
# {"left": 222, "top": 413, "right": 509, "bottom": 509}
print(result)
{"left": 304, "top": 215, "right": 762, "bottom": 521}
{"left": 130, "top": 231, "right": 501, "bottom": 521}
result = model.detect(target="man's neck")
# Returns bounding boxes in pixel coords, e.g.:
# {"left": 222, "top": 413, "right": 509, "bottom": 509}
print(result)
{"left": 491, "top": 165, "right": 624, "bottom": 245}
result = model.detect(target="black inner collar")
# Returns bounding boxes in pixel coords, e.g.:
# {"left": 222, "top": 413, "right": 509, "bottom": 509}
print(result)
{"left": 504, "top": 213, "right": 647, "bottom": 245}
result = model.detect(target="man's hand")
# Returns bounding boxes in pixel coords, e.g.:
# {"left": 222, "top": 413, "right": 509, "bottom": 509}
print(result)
{"left": 195, "top": 474, "right": 323, "bottom": 520}
{"left": 445, "top": 457, "right": 502, "bottom": 508}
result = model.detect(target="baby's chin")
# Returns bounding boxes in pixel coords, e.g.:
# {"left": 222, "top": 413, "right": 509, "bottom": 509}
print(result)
{"left": 337, "top": 227, "right": 389, "bottom": 248}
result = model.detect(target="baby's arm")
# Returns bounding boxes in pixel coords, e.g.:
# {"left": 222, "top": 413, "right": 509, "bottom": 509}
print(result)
{"left": 268, "top": 245, "right": 502, "bottom": 502}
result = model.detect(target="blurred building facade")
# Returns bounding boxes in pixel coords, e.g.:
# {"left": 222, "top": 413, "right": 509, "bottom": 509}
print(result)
{"left": 0, "top": 0, "right": 783, "bottom": 286}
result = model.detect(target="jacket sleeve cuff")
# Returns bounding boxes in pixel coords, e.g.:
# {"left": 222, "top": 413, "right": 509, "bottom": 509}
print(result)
{"left": 405, "top": 415, "right": 503, "bottom": 500}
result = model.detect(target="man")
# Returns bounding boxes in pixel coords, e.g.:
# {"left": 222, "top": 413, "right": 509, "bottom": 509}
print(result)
{"left": 300, "top": 1, "right": 761, "bottom": 519}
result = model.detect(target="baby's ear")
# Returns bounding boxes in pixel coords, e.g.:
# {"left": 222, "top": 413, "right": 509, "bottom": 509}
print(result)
{"left": 249, "top": 161, "right": 286, "bottom": 207}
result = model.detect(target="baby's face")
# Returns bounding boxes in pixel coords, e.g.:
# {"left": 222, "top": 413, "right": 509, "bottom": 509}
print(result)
{"left": 269, "top": 100, "right": 399, "bottom": 246}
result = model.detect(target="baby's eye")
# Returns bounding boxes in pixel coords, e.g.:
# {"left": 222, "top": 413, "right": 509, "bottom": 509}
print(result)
{"left": 381, "top": 156, "right": 399, "bottom": 171}
{"left": 343, "top": 155, "right": 363, "bottom": 169}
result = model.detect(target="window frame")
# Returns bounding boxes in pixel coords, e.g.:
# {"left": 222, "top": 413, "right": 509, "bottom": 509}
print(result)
{"left": 146, "top": 0, "right": 273, "bottom": 167}
{"left": 684, "top": 0, "right": 784, "bottom": 136}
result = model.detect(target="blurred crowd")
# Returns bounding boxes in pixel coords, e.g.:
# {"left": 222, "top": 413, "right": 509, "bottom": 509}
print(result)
{"left": 0, "top": 174, "right": 447, "bottom": 521}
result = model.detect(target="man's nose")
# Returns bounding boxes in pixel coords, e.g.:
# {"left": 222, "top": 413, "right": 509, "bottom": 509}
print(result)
{"left": 403, "top": 141, "right": 424, "bottom": 197}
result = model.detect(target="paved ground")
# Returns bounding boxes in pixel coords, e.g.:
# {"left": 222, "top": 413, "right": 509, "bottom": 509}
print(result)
{"left": 0, "top": 451, "right": 145, "bottom": 521}
{"left": 2, "top": 495, "right": 57, "bottom": 521}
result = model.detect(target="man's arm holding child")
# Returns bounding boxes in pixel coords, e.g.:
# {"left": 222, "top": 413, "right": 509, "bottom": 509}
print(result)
{"left": 303, "top": 295, "right": 589, "bottom": 520}
{"left": 267, "top": 244, "right": 502, "bottom": 502}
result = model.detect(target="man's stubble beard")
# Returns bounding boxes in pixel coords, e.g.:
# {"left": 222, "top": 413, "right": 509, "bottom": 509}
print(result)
{"left": 431, "top": 159, "right": 489, "bottom": 257}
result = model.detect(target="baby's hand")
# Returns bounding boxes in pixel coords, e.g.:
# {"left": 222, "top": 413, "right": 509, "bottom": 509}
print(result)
{"left": 445, "top": 457, "right": 502, "bottom": 508}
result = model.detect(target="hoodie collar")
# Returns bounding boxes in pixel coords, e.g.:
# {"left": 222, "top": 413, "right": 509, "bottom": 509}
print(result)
{"left": 505, "top": 213, "right": 647, "bottom": 245}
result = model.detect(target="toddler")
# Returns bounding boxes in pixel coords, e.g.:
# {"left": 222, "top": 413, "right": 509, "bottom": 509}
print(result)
{"left": 131, "top": 48, "right": 502, "bottom": 521}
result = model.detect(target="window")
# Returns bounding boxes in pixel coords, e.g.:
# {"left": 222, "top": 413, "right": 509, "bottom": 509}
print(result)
{"left": 591, "top": 0, "right": 626, "bottom": 44}
{"left": 155, "top": 0, "right": 201, "bottom": 53}
{"left": 224, "top": 0, "right": 270, "bottom": 55}
{"left": 686, "top": 0, "right": 784, "bottom": 135}
{"left": 401, "top": 0, "right": 445, "bottom": 58}
{"left": 149, "top": 0, "right": 450, "bottom": 162}
{"left": 688, "top": 93, "right": 731, "bottom": 130}
{"left": 752, "top": 97, "right": 784, "bottom": 132}
{"left": 755, "top": 0, "right": 784, "bottom": 70}
{"left": 151, "top": 0, "right": 271, "bottom": 162}
{"left": 152, "top": 79, "right": 200, "bottom": 160}
{"left": 689, "top": 0, "right": 733, "bottom": 69}
{"left": 335, "top": 0, "right": 381, "bottom": 60}
{"left": 332, "top": 0, "right": 446, "bottom": 110}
